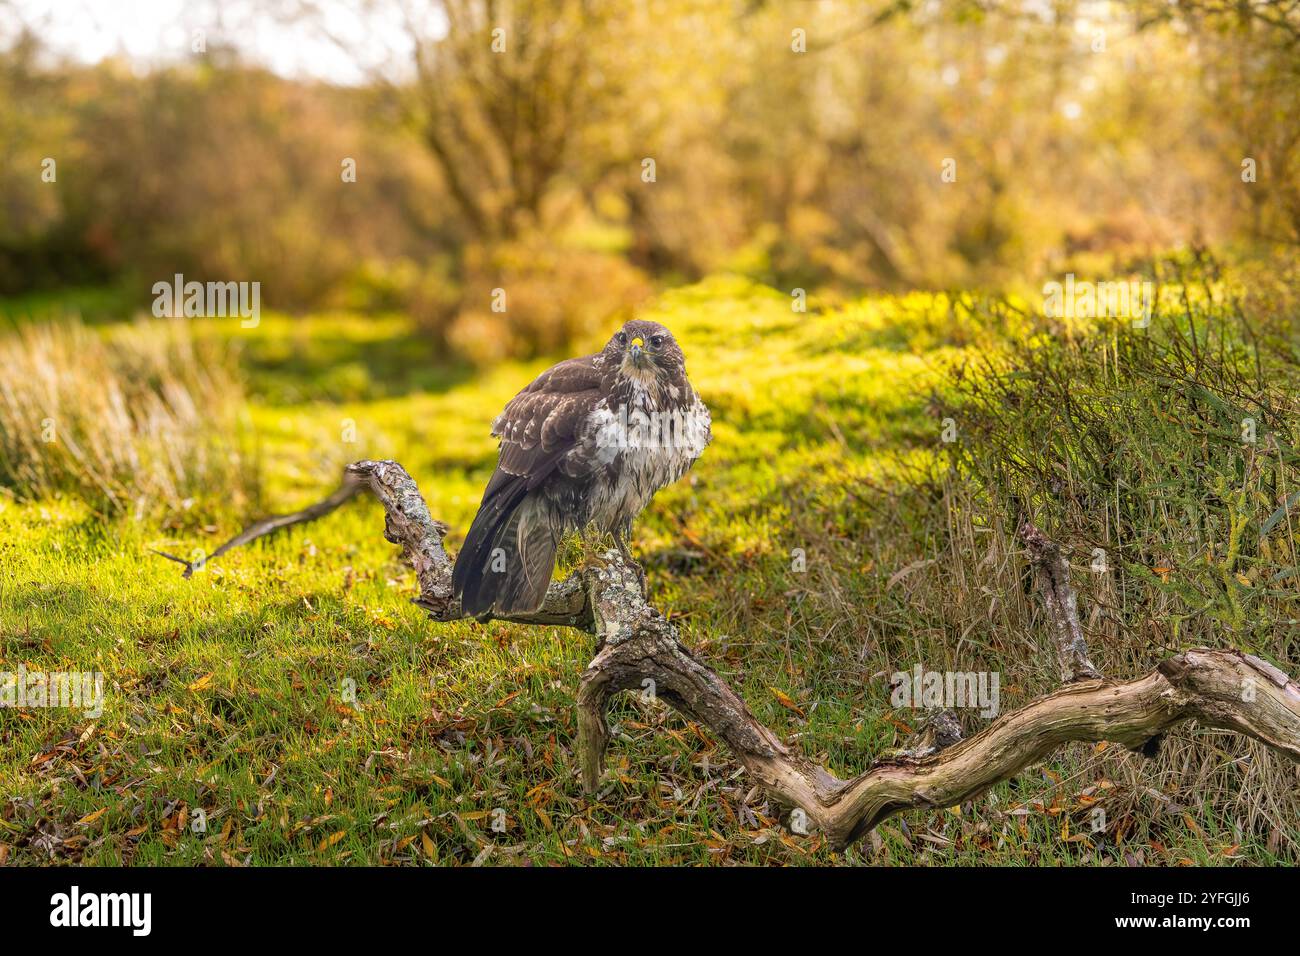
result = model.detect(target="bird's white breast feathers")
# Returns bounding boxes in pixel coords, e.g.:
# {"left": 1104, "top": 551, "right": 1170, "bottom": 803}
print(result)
{"left": 581, "top": 395, "right": 711, "bottom": 529}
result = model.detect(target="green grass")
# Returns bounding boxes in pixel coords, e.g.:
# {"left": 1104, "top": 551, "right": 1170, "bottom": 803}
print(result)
{"left": 1, "top": 273, "right": 1296, "bottom": 865}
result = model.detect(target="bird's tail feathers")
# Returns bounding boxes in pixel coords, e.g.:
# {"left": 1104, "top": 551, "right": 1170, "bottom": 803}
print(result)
{"left": 452, "top": 479, "right": 560, "bottom": 616}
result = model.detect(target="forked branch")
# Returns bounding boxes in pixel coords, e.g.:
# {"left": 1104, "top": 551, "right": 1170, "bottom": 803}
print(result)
{"left": 165, "top": 459, "right": 1300, "bottom": 849}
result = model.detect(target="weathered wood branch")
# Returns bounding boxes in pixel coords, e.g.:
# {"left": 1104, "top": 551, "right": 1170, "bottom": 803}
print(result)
{"left": 347, "top": 460, "right": 594, "bottom": 630}
{"left": 164, "top": 459, "right": 1300, "bottom": 850}
{"left": 582, "top": 629, "right": 1300, "bottom": 847}
{"left": 154, "top": 459, "right": 593, "bottom": 628}
{"left": 1018, "top": 521, "right": 1103, "bottom": 682}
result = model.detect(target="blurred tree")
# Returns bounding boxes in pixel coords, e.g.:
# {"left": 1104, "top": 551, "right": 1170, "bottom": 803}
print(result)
{"left": 2, "top": 0, "right": 1297, "bottom": 350}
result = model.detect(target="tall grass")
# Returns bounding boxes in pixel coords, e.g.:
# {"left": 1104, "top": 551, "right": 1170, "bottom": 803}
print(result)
{"left": 931, "top": 279, "right": 1300, "bottom": 857}
{"left": 0, "top": 316, "right": 258, "bottom": 518}
{"left": 715, "top": 265, "right": 1300, "bottom": 862}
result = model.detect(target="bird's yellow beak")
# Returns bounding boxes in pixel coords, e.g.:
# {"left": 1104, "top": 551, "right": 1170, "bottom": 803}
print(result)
{"left": 630, "top": 337, "right": 644, "bottom": 348}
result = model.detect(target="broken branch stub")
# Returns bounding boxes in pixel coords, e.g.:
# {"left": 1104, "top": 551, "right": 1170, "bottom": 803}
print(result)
{"left": 1018, "top": 521, "right": 1103, "bottom": 682}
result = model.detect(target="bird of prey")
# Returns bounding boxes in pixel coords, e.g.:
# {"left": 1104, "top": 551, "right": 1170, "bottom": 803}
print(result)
{"left": 452, "top": 320, "right": 711, "bottom": 616}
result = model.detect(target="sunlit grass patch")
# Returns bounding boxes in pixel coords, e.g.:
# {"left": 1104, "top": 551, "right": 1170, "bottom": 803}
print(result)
{"left": 2, "top": 270, "right": 1297, "bottom": 866}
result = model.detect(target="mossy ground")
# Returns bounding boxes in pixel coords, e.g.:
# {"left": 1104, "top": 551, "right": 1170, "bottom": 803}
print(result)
{"left": 2, "top": 274, "right": 1296, "bottom": 865}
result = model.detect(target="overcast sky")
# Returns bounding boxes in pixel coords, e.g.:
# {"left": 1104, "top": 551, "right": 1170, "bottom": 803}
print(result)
{"left": 2, "top": 0, "right": 438, "bottom": 83}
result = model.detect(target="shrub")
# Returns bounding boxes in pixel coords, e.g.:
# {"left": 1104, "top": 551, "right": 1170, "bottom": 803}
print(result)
{"left": 934, "top": 277, "right": 1300, "bottom": 846}
{"left": 440, "top": 239, "right": 651, "bottom": 365}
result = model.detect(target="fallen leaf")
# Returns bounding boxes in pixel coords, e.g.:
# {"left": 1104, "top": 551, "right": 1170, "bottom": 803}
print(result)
{"left": 317, "top": 831, "right": 346, "bottom": 852}
{"left": 768, "top": 687, "right": 805, "bottom": 716}
{"left": 888, "top": 559, "right": 935, "bottom": 590}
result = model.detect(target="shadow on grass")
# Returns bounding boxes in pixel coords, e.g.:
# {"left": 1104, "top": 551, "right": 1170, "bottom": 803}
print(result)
{"left": 238, "top": 329, "right": 476, "bottom": 405}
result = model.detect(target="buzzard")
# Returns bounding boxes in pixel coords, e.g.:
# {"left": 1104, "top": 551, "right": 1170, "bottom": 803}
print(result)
{"left": 452, "top": 320, "right": 711, "bottom": 615}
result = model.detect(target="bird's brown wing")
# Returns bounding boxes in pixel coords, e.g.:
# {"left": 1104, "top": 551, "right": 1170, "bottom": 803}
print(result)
{"left": 453, "top": 354, "right": 606, "bottom": 614}
{"left": 489, "top": 354, "right": 605, "bottom": 492}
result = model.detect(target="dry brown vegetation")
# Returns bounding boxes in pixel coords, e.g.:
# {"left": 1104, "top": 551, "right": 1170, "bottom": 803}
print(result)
{"left": 0, "top": 317, "right": 257, "bottom": 517}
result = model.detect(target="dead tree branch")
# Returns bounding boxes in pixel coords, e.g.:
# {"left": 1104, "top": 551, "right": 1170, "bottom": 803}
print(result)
{"left": 1018, "top": 521, "right": 1103, "bottom": 682}
{"left": 162, "top": 459, "right": 1300, "bottom": 849}
{"left": 348, "top": 459, "right": 593, "bottom": 630}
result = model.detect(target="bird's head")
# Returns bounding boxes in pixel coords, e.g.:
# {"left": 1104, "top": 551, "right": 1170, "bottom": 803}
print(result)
{"left": 604, "top": 320, "right": 685, "bottom": 385}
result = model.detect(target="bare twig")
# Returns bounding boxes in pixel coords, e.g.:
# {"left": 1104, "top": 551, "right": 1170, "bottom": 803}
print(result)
{"left": 152, "top": 471, "right": 366, "bottom": 578}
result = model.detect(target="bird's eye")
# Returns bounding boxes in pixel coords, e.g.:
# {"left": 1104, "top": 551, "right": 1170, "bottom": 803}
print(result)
{"left": 649, "top": 335, "right": 663, "bottom": 348}
{"left": 614, "top": 332, "right": 627, "bottom": 346}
